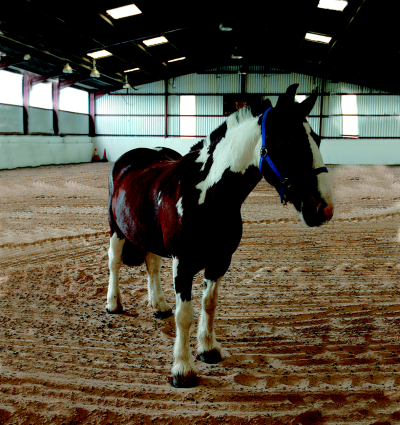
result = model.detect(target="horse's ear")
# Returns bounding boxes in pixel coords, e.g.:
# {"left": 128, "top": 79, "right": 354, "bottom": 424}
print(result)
{"left": 276, "top": 84, "right": 299, "bottom": 108}
{"left": 298, "top": 88, "right": 318, "bottom": 117}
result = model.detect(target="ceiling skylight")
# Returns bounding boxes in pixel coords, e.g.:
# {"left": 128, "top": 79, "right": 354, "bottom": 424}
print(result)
{"left": 124, "top": 67, "right": 140, "bottom": 72}
{"left": 168, "top": 57, "right": 186, "bottom": 63}
{"left": 87, "top": 50, "right": 112, "bottom": 59}
{"left": 106, "top": 4, "right": 142, "bottom": 19}
{"left": 143, "top": 36, "right": 168, "bottom": 47}
{"left": 318, "top": 0, "right": 348, "bottom": 11}
{"left": 305, "top": 32, "right": 332, "bottom": 44}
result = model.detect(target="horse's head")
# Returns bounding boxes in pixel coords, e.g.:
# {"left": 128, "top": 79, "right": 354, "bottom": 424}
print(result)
{"left": 259, "top": 84, "right": 334, "bottom": 227}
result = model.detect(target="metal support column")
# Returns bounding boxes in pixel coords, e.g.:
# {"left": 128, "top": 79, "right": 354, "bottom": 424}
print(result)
{"left": 319, "top": 79, "right": 325, "bottom": 140}
{"left": 22, "top": 73, "right": 32, "bottom": 135}
{"left": 165, "top": 79, "right": 168, "bottom": 138}
{"left": 52, "top": 80, "right": 59, "bottom": 135}
{"left": 89, "top": 92, "right": 95, "bottom": 137}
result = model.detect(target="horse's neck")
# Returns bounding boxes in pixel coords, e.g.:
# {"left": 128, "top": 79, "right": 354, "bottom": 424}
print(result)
{"left": 194, "top": 115, "right": 262, "bottom": 205}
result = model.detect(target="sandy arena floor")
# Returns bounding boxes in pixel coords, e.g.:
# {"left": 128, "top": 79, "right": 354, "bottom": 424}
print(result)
{"left": 1, "top": 162, "right": 400, "bottom": 424}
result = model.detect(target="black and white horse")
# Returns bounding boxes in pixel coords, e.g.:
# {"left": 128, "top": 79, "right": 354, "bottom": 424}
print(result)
{"left": 106, "top": 84, "right": 334, "bottom": 388}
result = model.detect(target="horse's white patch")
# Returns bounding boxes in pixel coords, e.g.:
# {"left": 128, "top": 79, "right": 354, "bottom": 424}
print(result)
{"left": 145, "top": 252, "right": 171, "bottom": 313}
{"left": 196, "top": 114, "right": 262, "bottom": 204}
{"left": 197, "top": 278, "right": 222, "bottom": 354}
{"left": 303, "top": 122, "right": 335, "bottom": 212}
{"left": 106, "top": 233, "right": 125, "bottom": 312}
{"left": 172, "top": 256, "right": 178, "bottom": 278}
{"left": 176, "top": 197, "right": 183, "bottom": 217}
{"left": 157, "top": 191, "right": 162, "bottom": 206}
{"left": 195, "top": 136, "right": 211, "bottom": 171}
{"left": 151, "top": 147, "right": 163, "bottom": 151}
{"left": 172, "top": 295, "right": 198, "bottom": 377}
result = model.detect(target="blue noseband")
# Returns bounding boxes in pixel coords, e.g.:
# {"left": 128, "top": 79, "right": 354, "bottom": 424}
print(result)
{"left": 259, "top": 107, "right": 328, "bottom": 204}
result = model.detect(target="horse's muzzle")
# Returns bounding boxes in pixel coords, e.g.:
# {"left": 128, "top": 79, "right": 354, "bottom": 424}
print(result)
{"left": 301, "top": 199, "right": 334, "bottom": 227}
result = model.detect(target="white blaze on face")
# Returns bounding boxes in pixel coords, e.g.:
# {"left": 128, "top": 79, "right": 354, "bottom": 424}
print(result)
{"left": 176, "top": 197, "right": 183, "bottom": 217}
{"left": 303, "top": 122, "right": 335, "bottom": 213}
{"left": 157, "top": 191, "right": 162, "bottom": 206}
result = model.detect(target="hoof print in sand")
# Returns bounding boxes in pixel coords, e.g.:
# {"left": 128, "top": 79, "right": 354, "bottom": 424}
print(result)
{"left": 197, "top": 349, "right": 223, "bottom": 364}
{"left": 154, "top": 309, "right": 173, "bottom": 319}
{"left": 171, "top": 373, "right": 198, "bottom": 388}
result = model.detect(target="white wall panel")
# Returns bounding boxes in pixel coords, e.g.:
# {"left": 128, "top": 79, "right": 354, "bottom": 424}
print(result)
{"left": 59, "top": 111, "right": 89, "bottom": 134}
{"left": 196, "top": 96, "right": 223, "bottom": 115}
{"left": 29, "top": 107, "right": 53, "bottom": 133}
{"left": 169, "top": 73, "right": 240, "bottom": 94}
{"left": 196, "top": 117, "right": 225, "bottom": 137}
{"left": 0, "top": 104, "right": 23, "bottom": 133}
{"left": 247, "top": 73, "right": 321, "bottom": 94}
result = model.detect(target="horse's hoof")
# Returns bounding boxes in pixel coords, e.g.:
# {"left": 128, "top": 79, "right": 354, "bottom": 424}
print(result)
{"left": 197, "top": 349, "right": 222, "bottom": 364}
{"left": 105, "top": 307, "right": 124, "bottom": 314}
{"left": 171, "top": 372, "right": 198, "bottom": 388}
{"left": 154, "top": 309, "right": 173, "bottom": 319}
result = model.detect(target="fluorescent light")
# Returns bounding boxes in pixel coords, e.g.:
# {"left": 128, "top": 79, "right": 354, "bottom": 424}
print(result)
{"left": 168, "top": 57, "right": 186, "bottom": 63}
{"left": 124, "top": 67, "right": 139, "bottom": 72}
{"left": 305, "top": 32, "right": 332, "bottom": 44}
{"left": 143, "top": 36, "right": 168, "bottom": 47}
{"left": 87, "top": 50, "right": 112, "bottom": 59}
{"left": 106, "top": 4, "right": 142, "bottom": 19}
{"left": 318, "top": 0, "right": 348, "bottom": 11}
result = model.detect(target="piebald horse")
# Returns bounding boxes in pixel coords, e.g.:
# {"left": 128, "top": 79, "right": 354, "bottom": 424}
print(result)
{"left": 106, "top": 84, "right": 334, "bottom": 388}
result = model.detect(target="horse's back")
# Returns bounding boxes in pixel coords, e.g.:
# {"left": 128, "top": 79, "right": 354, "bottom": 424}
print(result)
{"left": 109, "top": 147, "right": 182, "bottom": 194}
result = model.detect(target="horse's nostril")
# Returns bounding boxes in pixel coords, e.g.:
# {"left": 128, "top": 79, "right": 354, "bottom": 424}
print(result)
{"left": 323, "top": 204, "right": 333, "bottom": 219}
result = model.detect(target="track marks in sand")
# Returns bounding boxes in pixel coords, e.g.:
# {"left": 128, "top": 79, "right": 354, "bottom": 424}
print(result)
{"left": 2, "top": 164, "right": 400, "bottom": 423}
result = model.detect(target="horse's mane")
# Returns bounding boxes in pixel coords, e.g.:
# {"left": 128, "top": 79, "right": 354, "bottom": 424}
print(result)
{"left": 188, "top": 99, "right": 273, "bottom": 154}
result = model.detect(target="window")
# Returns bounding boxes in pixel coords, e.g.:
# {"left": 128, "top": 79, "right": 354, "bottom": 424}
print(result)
{"left": 295, "top": 95, "right": 306, "bottom": 103}
{"left": 59, "top": 87, "right": 89, "bottom": 114}
{"left": 0, "top": 70, "right": 23, "bottom": 106}
{"left": 30, "top": 81, "right": 52, "bottom": 109}
{"left": 341, "top": 95, "right": 358, "bottom": 138}
{"left": 180, "top": 95, "right": 196, "bottom": 138}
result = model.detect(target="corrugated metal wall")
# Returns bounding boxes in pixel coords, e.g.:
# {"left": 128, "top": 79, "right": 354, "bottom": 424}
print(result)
{"left": 95, "top": 72, "right": 400, "bottom": 142}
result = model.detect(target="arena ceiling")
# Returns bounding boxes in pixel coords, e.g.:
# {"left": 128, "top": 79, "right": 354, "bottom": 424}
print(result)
{"left": 1, "top": 0, "right": 398, "bottom": 93}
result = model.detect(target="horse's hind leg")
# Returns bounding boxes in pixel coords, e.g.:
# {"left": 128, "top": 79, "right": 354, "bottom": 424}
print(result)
{"left": 106, "top": 233, "right": 125, "bottom": 314}
{"left": 145, "top": 252, "right": 172, "bottom": 319}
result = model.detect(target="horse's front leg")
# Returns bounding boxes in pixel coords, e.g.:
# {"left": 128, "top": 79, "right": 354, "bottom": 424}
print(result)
{"left": 171, "top": 257, "right": 198, "bottom": 388}
{"left": 197, "top": 277, "right": 223, "bottom": 363}
{"left": 106, "top": 233, "right": 125, "bottom": 314}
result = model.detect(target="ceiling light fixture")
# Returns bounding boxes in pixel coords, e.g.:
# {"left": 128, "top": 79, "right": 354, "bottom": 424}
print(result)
{"left": 143, "top": 36, "right": 168, "bottom": 47}
{"left": 219, "top": 22, "right": 233, "bottom": 31}
{"left": 123, "top": 75, "right": 131, "bottom": 89}
{"left": 63, "top": 62, "right": 73, "bottom": 73}
{"left": 305, "top": 32, "right": 332, "bottom": 44}
{"left": 24, "top": 54, "right": 31, "bottom": 60}
{"left": 124, "top": 67, "right": 139, "bottom": 73}
{"left": 87, "top": 50, "right": 113, "bottom": 59}
{"left": 317, "top": 0, "right": 348, "bottom": 11}
{"left": 168, "top": 57, "right": 186, "bottom": 63}
{"left": 106, "top": 4, "right": 142, "bottom": 19}
{"left": 90, "top": 60, "right": 100, "bottom": 78}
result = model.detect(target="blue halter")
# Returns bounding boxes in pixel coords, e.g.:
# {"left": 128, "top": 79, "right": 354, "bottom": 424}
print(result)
{"left": 259, "top": 107, "right": 328, "bottom": 204}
